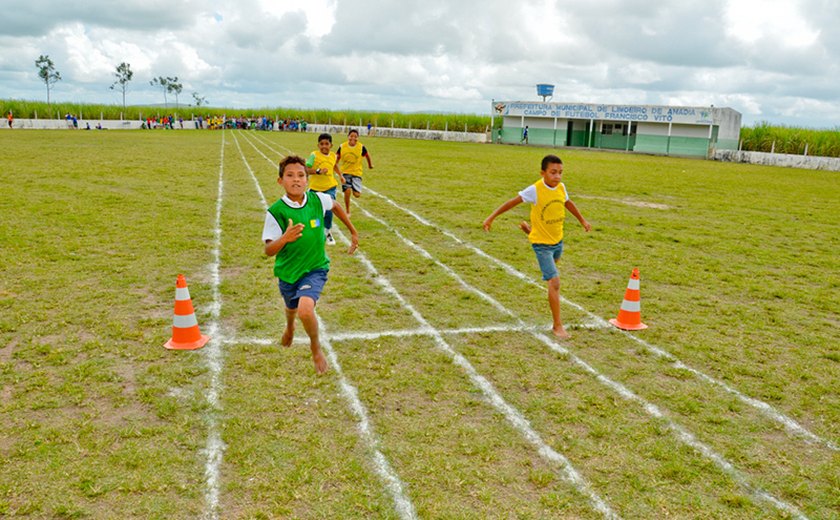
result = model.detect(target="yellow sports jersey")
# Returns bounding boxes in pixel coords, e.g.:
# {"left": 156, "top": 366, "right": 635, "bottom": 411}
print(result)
{"left": 307, "top": 150, "right": 338, "bottom": 192}
{"left": 528, "top": 180, "right": 567, "bottom": 244}
{"left": 337, "top": 141, "right": 366, "bottom": 176}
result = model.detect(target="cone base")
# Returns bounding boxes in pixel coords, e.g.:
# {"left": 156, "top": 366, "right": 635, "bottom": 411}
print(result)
{"left": 165, "top": 334, "right": 210, "bottom": 350}
{"left": 609, "top": 319, "right": 648, "bottom": 331}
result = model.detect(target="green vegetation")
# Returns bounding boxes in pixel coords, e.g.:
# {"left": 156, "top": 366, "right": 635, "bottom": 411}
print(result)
{"left": 5, "top": 98, "right": 839, "bottom": 157}
{"left": 0, "top": 99, "right": 491, "bottom": 133}
{"left": 740, "top": 121, "right": 840, "bottom": 158}
{"left": 1, "top": 130, "right": 837, "bottom": 518}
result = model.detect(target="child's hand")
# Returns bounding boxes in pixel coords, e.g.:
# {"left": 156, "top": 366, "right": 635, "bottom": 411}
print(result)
{"left": 581, "top": 219, "right": 592, "bottom": 232}
{"left": 282, "top": 218, "right": 304, "bottom": 243}
{"left": 347, "top": 233, "right": 359, "bottom": 255}
{"left": 482, "top": 217, "right": 493, "bottom": 231}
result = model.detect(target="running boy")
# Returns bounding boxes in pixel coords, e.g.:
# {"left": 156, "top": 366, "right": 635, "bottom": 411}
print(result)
{"left": 482, "top": 154, "right": 591, "bottom": 339}
{"left": 336, "top": 129, "right": 374, "bottom": 214}
{"left": 305, "top": 133, "right": 342, "bottom": 245}
{"left": 263, "top": 155, "right": 359, "bottom": 374}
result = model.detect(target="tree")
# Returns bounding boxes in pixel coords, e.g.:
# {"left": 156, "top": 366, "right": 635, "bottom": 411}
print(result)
{"left": 35, "top": 55, "right": 61, "bottom": 107}
{"left": 167, "top": 77, "right": 183, "bottom": 108}
{"left": 192, "top": 92, "right": 207, "bottom": 107}
{"left": 150, "top": 76, "right": 171, "bottom": 108}
{"left": 110, "top": 62, "right": 133, "bottom": 113}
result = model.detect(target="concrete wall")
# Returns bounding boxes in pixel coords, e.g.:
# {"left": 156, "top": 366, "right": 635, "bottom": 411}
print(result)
{"left": 713, "top": 150, "right": 840, "bottom": 172}
{"left": 306, "top": 124, "right": 488, "bottom": 143}
{"left": 714, "top": 107, "right": 741, "bottom": 148}
{"left": 3, "top": 118, "right": 146, "bottom": 130}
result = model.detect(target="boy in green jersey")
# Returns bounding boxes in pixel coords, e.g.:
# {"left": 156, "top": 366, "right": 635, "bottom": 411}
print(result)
{"left": 263, "top": 156, "right": 359, "bottom": 374}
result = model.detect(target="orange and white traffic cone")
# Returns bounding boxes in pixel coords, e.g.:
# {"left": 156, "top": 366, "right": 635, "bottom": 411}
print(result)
{"left": 164, "top": 274, "right": 210, "bottom": 350}
{"left": 609, "top": 268, "right": 648, "bottom": 330}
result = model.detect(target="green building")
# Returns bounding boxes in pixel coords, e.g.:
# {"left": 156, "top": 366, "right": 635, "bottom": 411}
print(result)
{"left": 491, "top": 100, "right": 741, "bottom": 158}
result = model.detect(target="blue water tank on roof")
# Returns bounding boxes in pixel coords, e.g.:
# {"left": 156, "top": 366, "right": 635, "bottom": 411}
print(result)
{"left": 536, "top": 84, "right": 554, "bottom": 98}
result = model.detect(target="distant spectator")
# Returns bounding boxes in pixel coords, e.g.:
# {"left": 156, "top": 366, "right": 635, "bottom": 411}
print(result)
{"left": 7, "top": 111, "right": 12, "bottom": 129}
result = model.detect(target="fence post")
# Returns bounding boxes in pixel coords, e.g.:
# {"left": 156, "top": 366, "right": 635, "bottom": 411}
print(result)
{"left": 738, "top": 139, "right": 742, "bottom": 151}
{"left": 771, "top": 141, "right": 775, "bottom": 154}
{"left": 804, "top": 143, "right": 809, "bottom": 156}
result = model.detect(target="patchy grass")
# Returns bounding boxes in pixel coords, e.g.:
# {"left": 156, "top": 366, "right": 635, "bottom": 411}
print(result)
{"left": 0, "top": 129, "right": 837, "bottom": 518}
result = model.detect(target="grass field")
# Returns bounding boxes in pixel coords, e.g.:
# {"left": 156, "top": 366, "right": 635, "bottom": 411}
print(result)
{"left": 0, "top": 129, "right": 837, "bottom": 519}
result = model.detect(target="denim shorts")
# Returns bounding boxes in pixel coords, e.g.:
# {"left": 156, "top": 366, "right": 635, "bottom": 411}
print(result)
{"left": 278, "top": 269, "right": 328, "bottom": 309}
{"left": 314, "top": 186, "right": 337, "bottom": 200}
{"left": 532, "top": 241, "right": 564, "bottom": 280}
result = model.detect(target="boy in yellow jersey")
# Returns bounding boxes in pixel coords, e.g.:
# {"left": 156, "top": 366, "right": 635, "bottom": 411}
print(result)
{"left": 483, "top": 155, "right": 591, "bottom": 339}
{"left": 336, "top": 129, "right": 374, "bottom": 214}
{"left": 305, "top": 133, "right": 342, "bottom": 245}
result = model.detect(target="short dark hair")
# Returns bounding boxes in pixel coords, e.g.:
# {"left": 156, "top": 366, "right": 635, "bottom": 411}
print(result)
{"left": 279, "top": 155, "right": 307, "bottom": 177}
{"left": 541, "top": 154, "right": 563, "bottom": 171}
{"left": 318, "top": 133, "right": 332, "bottom": 143}
{"left": 348, "top": 129, "right": 359, "bottom": 136}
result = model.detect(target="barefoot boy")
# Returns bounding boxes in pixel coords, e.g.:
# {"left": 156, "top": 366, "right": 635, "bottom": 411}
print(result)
{"left": 336, "top": 129, "right": 374, "bottom": 214}
{"left": 305, "top": 133, "right": 342, "bottom": 246}
{"left": 263, "top": 156, "right": 358, "bottom": 374}
{"left": 483, "top": 154, "right": 591, "bottom": 338}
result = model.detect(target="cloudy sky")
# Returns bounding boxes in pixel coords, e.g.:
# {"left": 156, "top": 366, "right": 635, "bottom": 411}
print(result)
{"left": 2, "top": 0, "right": 838, "bottom": 128}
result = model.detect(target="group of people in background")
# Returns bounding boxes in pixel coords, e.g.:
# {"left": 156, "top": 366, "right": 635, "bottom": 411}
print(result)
{"left": 141, "top": 115, "right": 183, "bottom": 130}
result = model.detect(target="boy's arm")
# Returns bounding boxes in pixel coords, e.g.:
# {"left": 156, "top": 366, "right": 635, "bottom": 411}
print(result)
{"left": 330, "top": 203, "right": 359, "bottom": 254}
{"left": 305, "top": 153, "right": 319, "bottom": 176}
{"left": 264, "top": 218, "right": 305, "bottom": 256}
{"left": 364, "top": 148, "right": 373, "bottom": 168}
{"left": 483, "top": 195, "right": 523, "bottom": 231}
{"left": 565, "top": 200, "right": 591, "bottom": 232}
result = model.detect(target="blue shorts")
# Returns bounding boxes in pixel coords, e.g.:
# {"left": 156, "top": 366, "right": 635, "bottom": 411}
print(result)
{"left": 278, "top": 269, "right": 328, "bottom": 309}
{"left": 532, "top": 241, "right": 564, "bottom": 281}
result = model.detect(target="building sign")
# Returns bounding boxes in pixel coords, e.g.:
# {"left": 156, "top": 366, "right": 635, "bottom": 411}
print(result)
{"left": 494, "top": 101, "right": 714, "bottom": 125}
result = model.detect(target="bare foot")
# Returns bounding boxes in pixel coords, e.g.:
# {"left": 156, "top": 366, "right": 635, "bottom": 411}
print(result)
{"left": 552, "top": 326, "right": 571, "bottom": 339}
{"left": 281, "top": 327, "right": 294, "bottom": 347}
{"left": 519, "top": 221, "right": 532, "bottom": 234}
{"left": 312, "top": 347, "right": 328, "bottom": 374}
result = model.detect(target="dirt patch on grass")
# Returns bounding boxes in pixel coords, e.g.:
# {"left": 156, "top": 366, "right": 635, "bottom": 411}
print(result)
{"left": 578, "top": 194, "right": 673, "bottom": 210}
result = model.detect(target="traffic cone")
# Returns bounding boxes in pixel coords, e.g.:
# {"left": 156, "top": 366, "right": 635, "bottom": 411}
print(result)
{"left": 164, "top": 274, "right": 210, "bottom": 350}
{"left": 609, "top": 268, "right": 648, "bottom": 330}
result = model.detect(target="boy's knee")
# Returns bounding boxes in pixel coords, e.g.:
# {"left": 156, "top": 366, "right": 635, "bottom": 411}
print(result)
{"left": 296, "top": 297, "right": 316, "bottom": 318}
{"left": 547, "top": 277, "right": 560, "bottom": 290}
{"left": 353, "top": 191, "right": 361, "bottom": 198}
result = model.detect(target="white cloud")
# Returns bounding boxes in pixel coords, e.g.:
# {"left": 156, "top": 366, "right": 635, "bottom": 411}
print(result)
{"left": 725, "top": 0, "right": 819, "bottom": 47}
{"left": 1, "top": 0, "right": 838, "bottom": 128}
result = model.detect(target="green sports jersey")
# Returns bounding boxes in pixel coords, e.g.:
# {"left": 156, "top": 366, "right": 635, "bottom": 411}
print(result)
{"left": 267, "top": 193, "right": 330, "bottom": 283}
